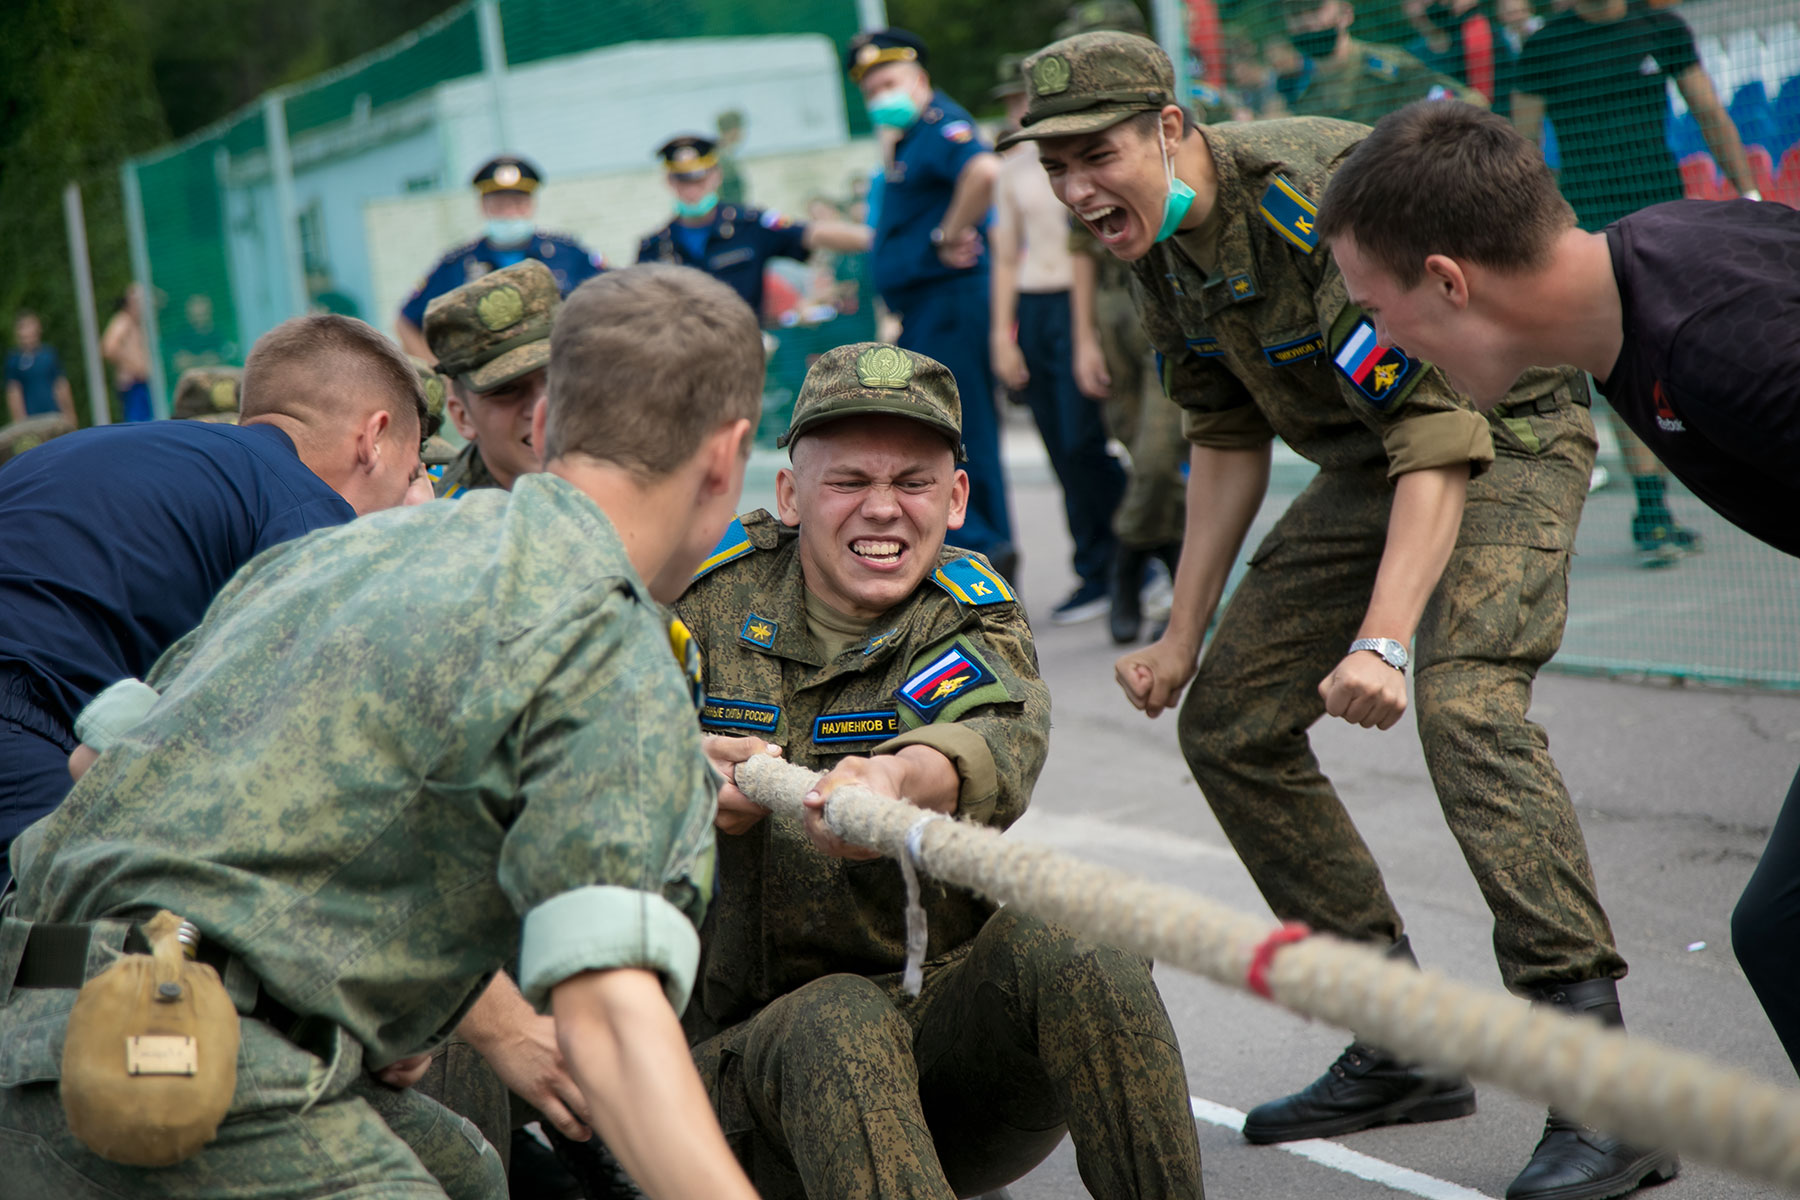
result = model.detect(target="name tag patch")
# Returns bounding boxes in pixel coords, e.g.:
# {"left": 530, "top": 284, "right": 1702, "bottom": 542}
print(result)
{"left": 898, "top": 644, "right": 996, "bottom": 722}
{"left": 814, "top": 709, "right": 902, "bottom": 745}
{"left": 708, "top": 248, "right": 755, "bottom": 270}
{"left": 1186, "top": 336, "right": 1223, "bottom": 358}
{"left": 1264, "top": 333, "right": 1324, "bottom": 367}
{"left": 1332, "top": 318, "right": 1418, "bottom": 408}
{"left": 700, "top": 697, "right": 780, "bottom": 735}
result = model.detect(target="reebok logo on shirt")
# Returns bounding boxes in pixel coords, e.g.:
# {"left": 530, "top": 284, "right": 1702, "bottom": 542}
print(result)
{"left": 1653, "top": 381, "right": 1686, "bottom": 433}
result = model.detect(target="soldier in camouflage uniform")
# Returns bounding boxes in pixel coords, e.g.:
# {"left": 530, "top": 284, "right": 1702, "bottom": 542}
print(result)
{"left": 423, "top": 259, "right": 555, "bottom": 499}
{"left": 1280, "top": 0, "right": 1482, "bottom": 126}
{"left": 1056, "top": 0, "right": 1190, "bottom": 645}
{"left": 0, "top": 266, "right": 769, "bottom": 1200}
{"left": 171, "top": 366, "right": 243, "bottom": 423}
{"left": 675, "top": 342, "right": 1204, "bottom": 1200}
{"left": 1009, "top": 34, "right": 1663, "bottom": 1200}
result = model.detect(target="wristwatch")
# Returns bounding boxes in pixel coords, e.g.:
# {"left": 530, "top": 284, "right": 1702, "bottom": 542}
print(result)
{"left": 1349, "top": 637, "right": 1410, "bottom": 673}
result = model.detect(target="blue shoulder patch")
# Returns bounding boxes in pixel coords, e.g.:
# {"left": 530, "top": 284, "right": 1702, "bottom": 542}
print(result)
{"left": 1365, "top": 54, "right": 1399, "bottom": 82}
{"left": 931, "top": 556, "right": 1015, "bottom": 606}
{"left": 1186, "top": 336, "right": 1223, "bottom": 358}
{"left": 693, "top": 517, "right": 755, "bottom": 579}
{"left": 1257, "top": 175, "right": 1319, "bottom": 252}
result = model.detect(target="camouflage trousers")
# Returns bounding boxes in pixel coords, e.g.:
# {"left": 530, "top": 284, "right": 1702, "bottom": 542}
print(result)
{"left": 0, "top": 958, "right": 505, "bottom": 1200}
{"left": 1178, "top": 402, "right": 1627, "bottom": 992}
{"left": 1095, "top": 287, "right": 1186, "bottom": 551}
{"left": 691, "top": 907, "right": 1203, "bottom": 1199}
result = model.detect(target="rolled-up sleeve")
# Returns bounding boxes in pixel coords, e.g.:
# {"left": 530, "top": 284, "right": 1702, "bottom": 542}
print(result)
{"left": 518, "top": 885, "right": 702, "bottom": 1013}
{"left": 1381, "top": 410, "right": 1494, "bottom": 478}
{"left": 499, "top": 591, "right": 720, "bottom": 1013}
{"left": 874, "top": 722, "right": 998, "bottom": 822}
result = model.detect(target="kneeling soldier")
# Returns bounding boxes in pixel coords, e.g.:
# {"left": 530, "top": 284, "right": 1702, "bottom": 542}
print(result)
{"left": 677, "top": 342, "right": 1205, "bottom": 1199}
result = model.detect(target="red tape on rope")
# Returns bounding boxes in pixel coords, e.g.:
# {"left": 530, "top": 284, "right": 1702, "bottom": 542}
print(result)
{"left": 1246, "top": 922, "right": 1312, "bottom": 1000}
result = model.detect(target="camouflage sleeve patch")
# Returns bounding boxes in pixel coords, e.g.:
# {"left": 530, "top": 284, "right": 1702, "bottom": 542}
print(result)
{"left": 693, "top": 517, "right": 755, "bottom": 580}
{"left": 894, "top": 635, "right": 1015, "bottom": 729}
{"left": 1257, "top": 175, "right": 1319, "bottom": 253}
{"left": 931, "top": 556, "right": 1015, "bottom": 606}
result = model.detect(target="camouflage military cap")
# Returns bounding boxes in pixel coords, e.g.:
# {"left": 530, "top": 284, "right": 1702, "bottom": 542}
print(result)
{"left": 172, "top": 367, "right": 243, "bottom": 422}
{"left": 1054, "top": 0, "right": 1149, "bottom": 39}
{"left": 407, "top": 355, "right": 448, "bottom": 443}
{"left": 778, "top": 343, "right": 965, "bottom": 461}
{"left": 990, "top": 52, "right": 1028, "bottom": 99}
{"left": 423, "top": 259, "right": 556, "bottom": 394}
{"left": 995, "top": 31, "right": 1175, "bottom": 151}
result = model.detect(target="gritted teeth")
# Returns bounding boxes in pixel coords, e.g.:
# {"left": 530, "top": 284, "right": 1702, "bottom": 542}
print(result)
{"left": 852, "top": 538, "right": 904, "bottom": 558}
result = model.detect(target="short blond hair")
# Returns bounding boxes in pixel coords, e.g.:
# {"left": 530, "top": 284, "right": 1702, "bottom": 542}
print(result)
{"left": 241, "top": 314, "right": 425, "bottom": 442}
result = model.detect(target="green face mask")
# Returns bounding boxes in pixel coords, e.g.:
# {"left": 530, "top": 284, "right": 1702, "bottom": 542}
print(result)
{"left": 674, "top": 191, "right": 720, "bottom": 219}
{"left": 1155, "top": 134, "right": 1196, "bottom": 243}
{"left": 867, "top": 87, "right": 921, "bottom": 130}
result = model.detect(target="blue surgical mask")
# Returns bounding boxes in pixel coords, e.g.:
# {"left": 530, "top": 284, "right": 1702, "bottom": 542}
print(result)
{"left": 485, "top": 218, "right": 534, "bottom": 247}
{"left": 673, "top": 191, "right": 720, "bottom": 219}
{"left": 1156, "top": 135, "right": 1196, "bottom": 242}
{"left": 866, "top": 87, "right": 921, "bottom": 130}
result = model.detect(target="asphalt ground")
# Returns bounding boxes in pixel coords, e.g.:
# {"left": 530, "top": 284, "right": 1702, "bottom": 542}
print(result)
{"left": 741, "top": 413, "right": 1800, "bottom": 1199}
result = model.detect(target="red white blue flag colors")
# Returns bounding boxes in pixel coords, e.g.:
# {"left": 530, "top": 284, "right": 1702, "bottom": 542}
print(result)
{"left": 897, "top": 643, "right": 996, "bottom": 722}
{"left": 1331, "top": 317, "right": 1418, "bottom": 408}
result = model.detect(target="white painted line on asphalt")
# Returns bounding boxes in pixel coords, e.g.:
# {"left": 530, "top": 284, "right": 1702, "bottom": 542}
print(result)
{"left": 1190, "top": 1097, "right": 1499, "bottom": 1200}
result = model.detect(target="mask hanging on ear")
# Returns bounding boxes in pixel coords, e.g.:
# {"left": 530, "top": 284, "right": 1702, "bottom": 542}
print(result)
{"left": 1156, "top": 130, "right": 1196, "bottom": 243}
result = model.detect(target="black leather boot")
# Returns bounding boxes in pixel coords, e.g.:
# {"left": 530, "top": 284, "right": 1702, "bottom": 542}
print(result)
{"left": 1505, "top": 980, "right": 1679, "bottom": 1200}
{"left": 1109, "top": 545, "right": 1147, "bottom": 644}
{"left": 1242, "top": 937, "right": 1477, "bottom": 1144}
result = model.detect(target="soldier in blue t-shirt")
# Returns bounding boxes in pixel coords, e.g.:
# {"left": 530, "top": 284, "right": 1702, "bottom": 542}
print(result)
{"left": 5, "top": 312, "right": 74, "bottom": 426}
{"left": 395, "top": 155, "right": 606, "bottom": 362}
{"left": 847, "top": 29, "right": 1017, "bottom": 576}
{"left": 637, "top": 134, "right": 871, "bottom": 321}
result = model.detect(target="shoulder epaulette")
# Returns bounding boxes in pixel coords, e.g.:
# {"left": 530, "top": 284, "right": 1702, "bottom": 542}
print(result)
{"left": 1257, "top": 175, "right": 1319, "bottom": 253}
{"left": 930, "top": 555, "right": 1016, "bottom": 606}
{"left": 693, "top": 517, "right": 756, "bottom": 580}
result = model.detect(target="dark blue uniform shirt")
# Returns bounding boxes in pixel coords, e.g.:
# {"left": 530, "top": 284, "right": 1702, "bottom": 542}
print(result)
{"left": 636, "top": 205, "right": 811, "bottom": 317}
{"left": 871, "top": 91, "right": 989, "bottom": 297}
{"left": 400, "top": 231, "right": 605, "bottom": 328}
{"left": 0, "top": 421, "right": 355, "bottom": 726}
{"left": 5, "top": 348, "right": 65, "bottom": 417}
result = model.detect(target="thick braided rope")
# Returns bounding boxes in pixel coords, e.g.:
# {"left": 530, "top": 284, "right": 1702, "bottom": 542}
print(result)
{"left": 737, "top": 753, "right": 1800, "bottom": 1190}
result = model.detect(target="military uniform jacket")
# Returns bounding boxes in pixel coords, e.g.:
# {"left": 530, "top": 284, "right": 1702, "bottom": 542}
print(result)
{"left": 1132, "top": 119, "right": 1591, "bottom": 547}
{"left": 429, "top": 439, "right": 502, "bottom": 499}
{"left": 873, "top": 90, "right": 990, "bottom": 296}
{"left": 400, "top": 231, "right": 605, "bottom": 328}
{"left": 675, "top": 511, "right": 1050, "bottom": 1036}
{"left": 636, "top": 205, "right": 810, "bottom": 316}
{"left": 1287, "top": 39, "right": 1481, "bottom": 127}
{"left": 11, "top": 475, "right": 720, "bottom": 1065}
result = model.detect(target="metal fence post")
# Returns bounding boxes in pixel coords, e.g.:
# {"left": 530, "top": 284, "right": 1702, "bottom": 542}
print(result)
{"left": 1152, "top": 0, "right": 1190, "bottom": 107}
{"left": 478, "top": 0, "right": 511, "bottom": 149}
{"left": 62, "top": 182, "right": 111, "bottom": 427}
{"left": 263, "top": 92, "right": 310, "bottom": 319}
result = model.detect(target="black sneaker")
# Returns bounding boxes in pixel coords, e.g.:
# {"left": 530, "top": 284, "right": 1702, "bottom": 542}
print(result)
{"left": 1505, "top": 1111, "right": 1679, "bottom": 1200}
{"left": 1051, "top": 578, "right": 1111, "bottom": 625}
{"left": 1241, "top": 1041, "right": 1476, "bottom": 1144}
{"left": 1631, "top": 512, "right": 1702, "bottom": 569}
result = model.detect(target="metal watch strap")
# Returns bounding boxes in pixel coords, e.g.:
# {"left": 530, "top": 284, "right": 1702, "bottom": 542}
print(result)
{"left": 1349, "top": 637, "right": 1408, "bottom": 672}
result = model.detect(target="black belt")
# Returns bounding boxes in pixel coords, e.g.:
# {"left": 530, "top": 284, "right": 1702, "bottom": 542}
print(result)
{"left": 13, "top": 920, "right": 300, "bottom": 1033}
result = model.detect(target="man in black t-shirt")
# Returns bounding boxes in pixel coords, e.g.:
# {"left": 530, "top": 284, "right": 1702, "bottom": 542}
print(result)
{"left": 1512, "top": 0, "right": 1763, "bottom": 566}
{"left": 1318, "top": 101, "right": 1800, "bottom": 1120}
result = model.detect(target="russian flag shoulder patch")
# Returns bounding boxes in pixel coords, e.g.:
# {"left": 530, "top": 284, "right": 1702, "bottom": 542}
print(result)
{"left": 1330, "top": 315, "right": 1420, "bottom": 409}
